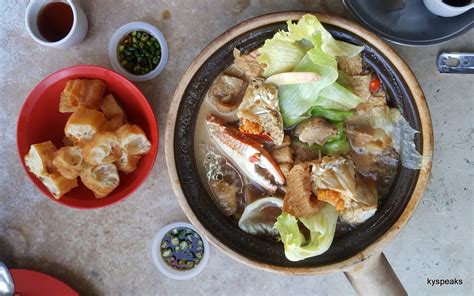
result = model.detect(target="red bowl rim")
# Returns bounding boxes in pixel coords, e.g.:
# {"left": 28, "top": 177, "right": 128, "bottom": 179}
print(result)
{"left": 16, "top": 64, "right": 159, "bottom": 209}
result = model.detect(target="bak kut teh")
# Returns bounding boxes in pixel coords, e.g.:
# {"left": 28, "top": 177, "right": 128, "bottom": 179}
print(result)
{"left": 24, "top": 79, "right": 151, "bottom": 199}
{"left": 194, "top": 14, "right": 424, "bottom": 261}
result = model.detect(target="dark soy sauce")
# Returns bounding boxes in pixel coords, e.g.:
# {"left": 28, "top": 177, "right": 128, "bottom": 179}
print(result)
{"left": 442, "top": 0, "right": 472, "bottom": 7}
{"left": 37, "top": 2, "right": 74, "bottom": 42}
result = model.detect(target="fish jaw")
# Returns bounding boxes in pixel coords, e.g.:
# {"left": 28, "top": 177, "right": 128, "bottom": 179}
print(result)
{"left": 206, "top": 116, "right": 285, "bottom": 192}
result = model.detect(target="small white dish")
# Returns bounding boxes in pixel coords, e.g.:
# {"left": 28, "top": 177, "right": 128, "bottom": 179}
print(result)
{"left": 108, "top": 22, "right": 169, "bottom": 82}
{"left": 25, "top": 0, "right": 88, "bottom": 49}
{"left": 423, "top": 0, "right": 474, "bottom": 17}
{"left": 151, "top": 222, "right": 210, "bottom": 280}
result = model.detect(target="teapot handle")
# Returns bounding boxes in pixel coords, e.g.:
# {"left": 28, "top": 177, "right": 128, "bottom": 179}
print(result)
{"left": 344, "top": 252, "right": 407, "bottom": 296}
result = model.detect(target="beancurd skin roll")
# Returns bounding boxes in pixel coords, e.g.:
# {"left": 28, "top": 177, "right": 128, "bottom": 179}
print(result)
{"left": 82, "top": 132, "right": 121, "bottom": 165}
{"left": 52, "top": 146, "right": 84, "bottom": 179}
{"left": 116, "top": 124, "right": 151, "bottom": 155}
{"left": 59, "top": 79, "right": 107, "bottom": 112}
{"left": 24, "top": 141, "right": 57, "bottom": 177}
{"left": 64, "top": 108, "right": 107, "bottom": 144}
{"left": 80, "top": 164, "right": 120, "bottom": 198}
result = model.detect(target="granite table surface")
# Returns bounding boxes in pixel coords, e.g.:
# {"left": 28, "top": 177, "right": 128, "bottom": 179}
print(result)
{"left": 1, "top": 1, "right": 473, "bottom": 295}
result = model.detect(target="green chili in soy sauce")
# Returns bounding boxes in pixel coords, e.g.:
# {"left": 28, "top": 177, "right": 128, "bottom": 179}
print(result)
{"left": 118, "top": 31, "right": 161, "bottom": 75}
{"left": 160, "top": 227, "right": 204, "bottom": 270}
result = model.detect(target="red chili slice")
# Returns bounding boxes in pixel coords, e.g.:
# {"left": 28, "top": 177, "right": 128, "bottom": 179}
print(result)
{"left": 369, "top": 76, "right": 381, "bottom": 93}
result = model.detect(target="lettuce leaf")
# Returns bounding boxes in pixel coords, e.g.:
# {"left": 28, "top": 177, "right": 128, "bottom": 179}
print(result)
{"left": 258, "top": 14, "right": 364, "bottom": 127}
{"left": 274, "top": 204, "right": 338, "bottom": 261}
{"left": 277, "top": 42, "right": 339, "bottom": 126}
{"left": 262, "top": 14, "right": 364, "bottom": 58}
{"left": 258, "top": 39, "right": 306, "bottom": 77}
{"left": 315, "top": 83, "right": 363, "bottom": 111}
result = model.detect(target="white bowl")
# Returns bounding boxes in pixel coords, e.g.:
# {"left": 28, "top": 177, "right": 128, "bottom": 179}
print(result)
{"left": 423, "top": 0, "right": 474, "bottom": 17}
{"left": 108, "top": 22, "right": 168, "bottom": 82}
{"left": 151, "top": 222, "right": 210, "bottom": 280}
{"left": 25, "top": 0, "right": 88, "bottom": 49}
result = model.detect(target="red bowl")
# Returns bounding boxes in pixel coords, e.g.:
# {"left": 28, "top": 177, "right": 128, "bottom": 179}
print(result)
{"left": 17, "top": 65, "right": 159, "bottom": 209}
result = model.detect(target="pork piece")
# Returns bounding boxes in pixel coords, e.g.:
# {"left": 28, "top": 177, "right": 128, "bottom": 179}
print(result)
{"left": 243, "top": 183, "right": 268, "bottom": 205}
{"left": 346, "top": 95, "right": 399, "bottom": 180}
{"left": 206, "top": 74, "right": 246, "bottom": 115}
{"left": 344, "top": 74, "right": 372, "bottom": 101}
{"left": 271, "top": 135, "right": 294, "bottom": 178}
{"left": 272, "top": 146, "right": 294, "bottom": 164}
{"left": 283, "top": 163, "right": 324, "bottom": 218}
{"left": 293, "top": 117, "right": 338, "bottom": 146}
{"left": 310, "top": 156, "right": 357, "bottom": 210}
{"left": 336, "top": 54, "right": 372, "bottom": 101}
{"left": 279, "top": 135, "right": 292, "bottom": 147}
{"left": 339, "top": 176, "right": 378, "bottom": 225}
{"left": 353, "top": 175, "right": 378, "bottom": 206}
{"left": 233, "top": 48, "right": 264, "bottom": 79}
{"left": 237, "top": 78, "right": 284, "bottom": 145}
{"left": 349, "top": 95, "right": 388, "bottom": 124}
{"left": 209, "top": 179, "right": 239, "bottom": 216}
{"left": 291, "top": 140, "right": 319, "bottom": 163}
{"left": 346, "top": 95, "right": 391, "bottom": 150}
{"left": 337, "top": 54, "right": 363, "bottom": 76}
{"left": 278, "top": 163, "right": 294, "bottom": 177}
{"left": 346, "top": 126, "right": 392, "bottom": 155}
{"left": 350, "top": 147, "right": 399, "bottom": 180}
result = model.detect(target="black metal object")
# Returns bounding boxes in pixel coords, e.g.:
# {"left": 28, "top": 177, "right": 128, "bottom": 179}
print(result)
{"left": 343, "top": 0, "right": 474, "bottom": 46}
{"left": 173, "top": 21, "right": 421, "bottom": 268}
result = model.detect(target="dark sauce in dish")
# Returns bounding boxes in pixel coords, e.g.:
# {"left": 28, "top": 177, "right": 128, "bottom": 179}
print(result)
{"left": 442, "top": 0, "right": 472, "bottom": 7}
{"left": 37, "top": 2, "right": 73, "bottom": 42}
{"left": 160, "top": 227, "right": 204, "bottom": 270}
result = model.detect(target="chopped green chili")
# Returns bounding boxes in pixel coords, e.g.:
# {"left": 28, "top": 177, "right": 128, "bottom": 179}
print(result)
{"left": 117, "top": 30, "right": 161, "bottom": 75}
{"left": 160, "top": 227, "right": 205, "bottom": 271}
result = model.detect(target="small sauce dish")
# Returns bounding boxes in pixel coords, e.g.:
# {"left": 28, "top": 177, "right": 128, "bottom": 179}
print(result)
{"left": 109, "top": 22, "right": 168, "bottom": 82}
{"left": 151, "top": 222, "right": 210, "bottom": 280}
{"left": 25, "top": 0, "right": 88, "bottom": 49}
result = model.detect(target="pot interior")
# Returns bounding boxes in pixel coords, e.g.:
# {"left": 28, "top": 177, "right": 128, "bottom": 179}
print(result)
{"left": 173, "top": 21, "right": 421, "bottom": 268}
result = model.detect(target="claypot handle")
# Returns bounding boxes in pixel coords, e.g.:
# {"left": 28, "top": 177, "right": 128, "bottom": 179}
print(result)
{"left": 344, "top": 252, "right": 407, "bottom": 296}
